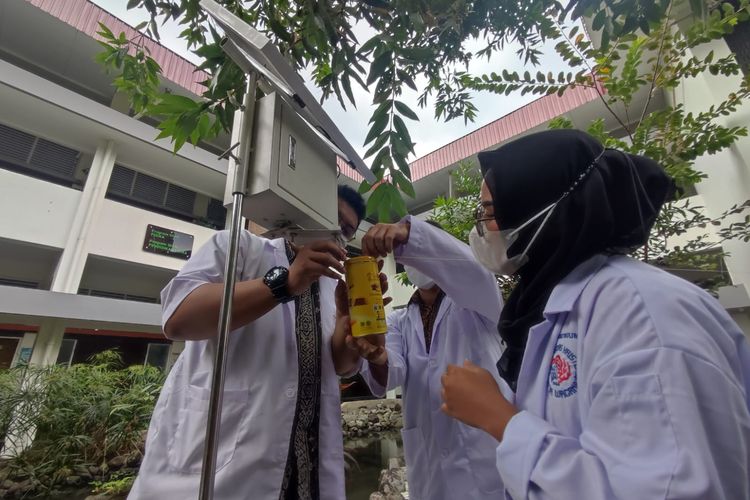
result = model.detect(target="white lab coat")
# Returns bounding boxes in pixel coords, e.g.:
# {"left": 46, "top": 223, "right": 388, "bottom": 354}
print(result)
{"left": 129, "top": 230, "right": 345, "bottom": 500}
{"left": 361, "top": 217, "right": 505, "bottom": 499}
{"left": 496, "top": 253, "right": 750, "bottom": 499}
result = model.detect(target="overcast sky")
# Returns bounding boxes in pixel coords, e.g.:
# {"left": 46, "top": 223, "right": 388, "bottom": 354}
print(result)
{"left": 91, "top": 0, "right": 571, "bottom": 160}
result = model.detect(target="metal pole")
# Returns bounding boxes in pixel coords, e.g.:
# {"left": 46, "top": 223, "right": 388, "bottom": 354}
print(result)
{"left": 199, "top": 73, "right": 258, "bottom": 500}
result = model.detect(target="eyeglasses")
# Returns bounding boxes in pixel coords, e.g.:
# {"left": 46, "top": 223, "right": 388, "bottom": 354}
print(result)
{"left": 473, "top": 203, "right": 495, "bottom": 237}
{"left": 339, "top": 222, "right": 357, "bottom": 242}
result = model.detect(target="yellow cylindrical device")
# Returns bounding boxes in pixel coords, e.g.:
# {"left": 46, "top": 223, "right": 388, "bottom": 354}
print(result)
{"left": 344, "top": 256, "right": 387, "bottom": 337}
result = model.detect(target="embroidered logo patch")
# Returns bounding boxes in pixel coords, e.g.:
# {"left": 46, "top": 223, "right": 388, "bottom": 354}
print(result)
{"left": 548, "top": 332, "right": 577, "bottom": 398}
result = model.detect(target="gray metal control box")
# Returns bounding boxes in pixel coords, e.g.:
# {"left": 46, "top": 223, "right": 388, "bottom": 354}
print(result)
{"left": 233, "top": 92, "right": 338, "bottom": 232}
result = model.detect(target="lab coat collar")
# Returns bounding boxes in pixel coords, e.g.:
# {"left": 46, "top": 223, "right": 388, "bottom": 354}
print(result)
{"left": 542, "top": 254, "right": 609, "bottom": 317}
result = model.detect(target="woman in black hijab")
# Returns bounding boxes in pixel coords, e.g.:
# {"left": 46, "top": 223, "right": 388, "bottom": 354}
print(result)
{"left": 479, "top": 129, "right": 674, "bottom": 391}
{"left": 440, "top": 129, "right": 750, "bottom": 499}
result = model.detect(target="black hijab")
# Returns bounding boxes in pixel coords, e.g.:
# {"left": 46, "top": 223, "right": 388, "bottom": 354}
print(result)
{"left": 477, "top": 129, "right": 675, "bottom": 391}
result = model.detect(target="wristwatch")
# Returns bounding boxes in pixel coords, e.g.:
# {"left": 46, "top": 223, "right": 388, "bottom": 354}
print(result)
{"left": 263, "top": 266, "right": 294, "bottom": 304}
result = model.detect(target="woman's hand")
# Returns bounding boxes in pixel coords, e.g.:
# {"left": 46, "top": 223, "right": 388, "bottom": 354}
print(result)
{"left": 441, "top": 360, "right": 519, "bottom": 441}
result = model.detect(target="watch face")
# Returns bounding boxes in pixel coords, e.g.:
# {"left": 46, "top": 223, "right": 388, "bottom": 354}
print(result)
{"left": 268, "top": 267, "right": 287, "bottom": 281}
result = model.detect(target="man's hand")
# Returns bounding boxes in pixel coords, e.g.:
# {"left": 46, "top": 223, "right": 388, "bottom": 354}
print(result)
{"left": 441, "top": 360, "right": 519, "bottom": 442}
{"left": 361, "top": 223, "right": 410, "bottom": 258}
{"left": 287, "top": 240, "right": 346, "bottom": 296}
{"left": 346, "top": 333, "right": 387, "bottom": 365}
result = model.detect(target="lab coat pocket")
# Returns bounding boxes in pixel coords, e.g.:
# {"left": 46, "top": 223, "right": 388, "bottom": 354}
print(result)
{"left": 401, "top": 427, "right": 427, "bottom": 499}
{"left": 606, "top": 373, "right": 678, "bottom": 497}
{"left": 166, "top": 385, "right": 249, "bottom": 474}
{"left": 461, "top": 424, "right": 504, "bottom": 494}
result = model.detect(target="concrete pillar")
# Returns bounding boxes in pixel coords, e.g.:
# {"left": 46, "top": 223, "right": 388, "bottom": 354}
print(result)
{"left": 33, "top": 141, "right": 117, "bottom": 367}
{"left": 11, "top": 332, "right": 37, "bottom": 367}
{"left": 52, "top": 141, "right": 116, "bottom": 294}
{"left": 28, "top": 320, "right": 65, "bottom": 367}
{"left": 167, "top": 340, "right": 185, "bottom": 372}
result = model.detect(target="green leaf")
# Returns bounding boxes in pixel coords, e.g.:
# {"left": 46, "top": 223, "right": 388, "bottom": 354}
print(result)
{"left": 150, "top": 94, "right": 200, "bottom": 115}
{"left": 359, "top": 37, "right": 381, "bottom": 55}
{"left": 341, "top": 76, "right": 356, "bottom": 106}
{"left": 97, "top": 22, "right": 116, "bottom": 41}
{"left": 370, "top": 146, "right": 390, "bottom": 173}
{"left": 358, "top": 180, "right": 372, "bottom": 194}
{"left": 394, "top": 101, "right": 419, "bottom": 120}
{"left": 367, "top": 50, "right": 393, "bottom": 85}
{"left": 393, "top": 152, "right": 412, "bottom": 180}
{"left": 366, "top": 182, "right": 389, "bottom": 217}
{"left": 364, "top": 113, "right": 389, "bottom": 145}
{"left": 363, "top": 132, "right": 390, "bottom": 158}
{"left": 392, "top": 169, "right": 415, "bottom": 198}
{"left": 392, "top": 115, "right": 412, "bottom": 145}
{"left": 387, "top": 183, "right": 407, "bottom": 218}
{"left": 398, "top": 70, "right": 418, "bottom": 91}
{"left": 592, "top": 10, "right": 606, "bottom": 32}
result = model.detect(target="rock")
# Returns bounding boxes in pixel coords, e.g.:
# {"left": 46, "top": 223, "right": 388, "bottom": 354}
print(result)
{"left": 388, "top": 457, "right": 404, "bottom": 469}
{"left": 89, "top": 466, "right": 101, "bottom": 476}
{"left": 108, "top": 456, "right": 128, "bottom": 469}
{"left": 65, "top": 475, "right": 82, "bottom": 486}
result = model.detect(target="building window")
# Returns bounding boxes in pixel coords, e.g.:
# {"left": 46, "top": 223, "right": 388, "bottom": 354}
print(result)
{"left": 0, "top": 123, "right": 82, "bottom": 189}
{"left": 56, "top": 339, "right": 77, "bottom": 367}
{"left": 724, "top": 0, "right": 750, "bottom": 75}
{"left": 106, "top": 164, "right": 224, "bottom": 229}
{"left": 78, "top": 288, "right": 159, "bottom": 304}
{"left": 0, "top": 277, "right": 39, "bottom": 289}
{"left": 145, "top": 343, "right": 170, "bottom": 370}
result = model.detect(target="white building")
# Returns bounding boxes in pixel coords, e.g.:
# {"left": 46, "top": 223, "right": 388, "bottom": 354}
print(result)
{"left": 0, "top": 0, "right": 232, "bottom": 370}
{"left": 0, "top": 0, "right": 747, "bottom": 374}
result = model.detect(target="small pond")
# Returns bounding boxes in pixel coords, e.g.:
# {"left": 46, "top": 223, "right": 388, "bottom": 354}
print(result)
{"left": 50, "top": 433, "right": 403, "bottom": 499}
{"left": 345, "top": 432, "right": 403, "bottom": 500}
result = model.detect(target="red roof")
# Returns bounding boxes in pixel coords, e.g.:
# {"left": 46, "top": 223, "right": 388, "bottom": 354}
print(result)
{"left": 26, "top": 0, "right": 208, "bottom": 95}
{"left": 27, "top": 0, "right": 598, "bottom": 184}
{"left": 340, "top": 84, "right": 599, "bottom": 183}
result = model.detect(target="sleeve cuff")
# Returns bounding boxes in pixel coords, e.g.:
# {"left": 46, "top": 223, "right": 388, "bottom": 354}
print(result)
{"left": 394, "top": 215, "right": 422, "bottom": 261}
{"left": 160, "top": 279, "right": 207, "bottom": 330}
{"left": 340, "top": 357, "right": 364, "bottom": 379}
{"left": 359, "top": 361, "right": 390, "bottom": 397}
{"left": 496, "top": 411, "right": 553, "bottom": 499}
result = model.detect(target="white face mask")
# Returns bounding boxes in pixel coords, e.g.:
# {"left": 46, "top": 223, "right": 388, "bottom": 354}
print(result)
{"left": 469, "top": 202, "right": 557, "bottom": 276}
{"left": 404, "top": 265, "right": 436, "bottom": 289}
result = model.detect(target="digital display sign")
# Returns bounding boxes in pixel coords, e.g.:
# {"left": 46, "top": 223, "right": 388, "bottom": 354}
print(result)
{"left": 143, "top": 224, "right": 194, "bottom": 260}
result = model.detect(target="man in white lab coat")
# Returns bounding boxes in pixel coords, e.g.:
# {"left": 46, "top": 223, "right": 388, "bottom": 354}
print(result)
{"left": 332, "top": 218, "right": 506, "bottom": 499}
{"left": 129, "top": 185, "right": 368, "bottom": 500}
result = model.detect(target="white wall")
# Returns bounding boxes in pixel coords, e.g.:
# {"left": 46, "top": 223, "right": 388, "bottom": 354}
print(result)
{"left": 0, "top": 170, "right": 80, "bottom": 248}
{"left": 87, "top": 199, "right": 218, "bottom": 271}
{"left": 672, "top": 36, "right": 750, "bottom": 289}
